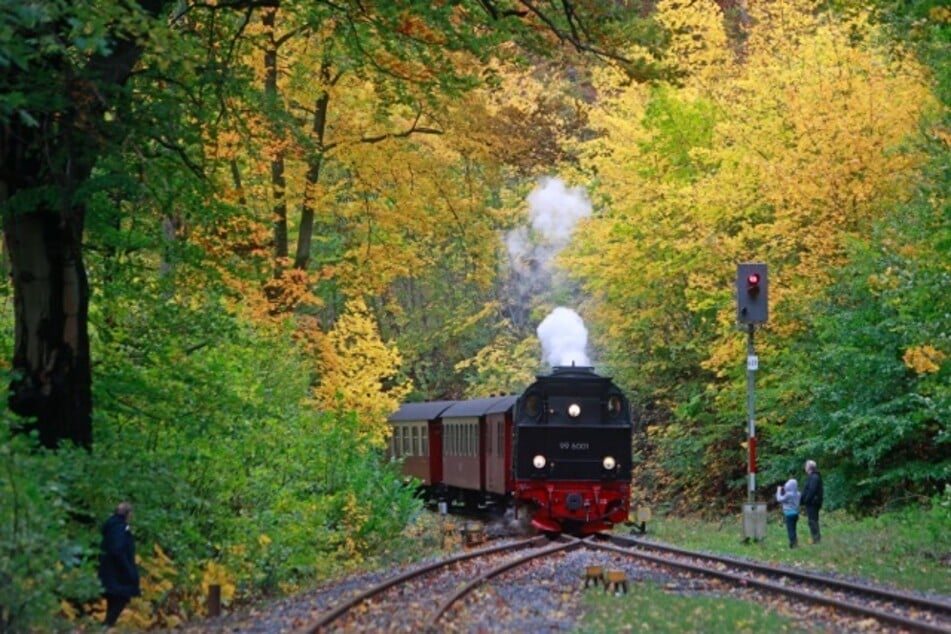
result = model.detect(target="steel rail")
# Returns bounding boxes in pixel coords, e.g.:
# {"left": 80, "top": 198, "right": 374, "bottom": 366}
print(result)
{"left": 613, "top": 534, "right": 951, "bottom": 616}
{"left": 425, "top": 536, "right": 583, "bottom": 629}
{"left": 593, "top": 538, "right": 950, "bottom": 633}
{"left": 299, "top": 535, "right": 548, "bottom": 633}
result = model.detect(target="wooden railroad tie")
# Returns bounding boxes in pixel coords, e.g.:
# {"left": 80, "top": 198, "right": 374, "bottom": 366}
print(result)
{"left": 604, "top": 569, "right": 628, "bottom": 595}
{"left": 584, "top": 565, "right": 603, "bottom": 587}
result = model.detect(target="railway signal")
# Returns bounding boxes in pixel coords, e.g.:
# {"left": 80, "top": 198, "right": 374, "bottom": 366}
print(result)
{"left": 736, "top": 262, "right": 768, "bottom": 541}
{"left": 736, "top": 263, "right": 768, "bottom": 324}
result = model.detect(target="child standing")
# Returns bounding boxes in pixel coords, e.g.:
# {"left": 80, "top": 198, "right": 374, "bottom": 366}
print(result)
{"left": 776, "top": 479, "right": 801, "bottom": 548}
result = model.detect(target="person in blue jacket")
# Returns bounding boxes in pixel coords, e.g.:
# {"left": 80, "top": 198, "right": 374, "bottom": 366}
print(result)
{"left": 776, "top": 479, "right": 801, "bottom": 548}
{"left": 98, "top": 502, "right": 140, "bottom": 627}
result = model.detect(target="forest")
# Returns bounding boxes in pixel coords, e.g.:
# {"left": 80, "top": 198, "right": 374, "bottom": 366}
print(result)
{"left": 1, "top": 0, "right": 947, "bottom": 629}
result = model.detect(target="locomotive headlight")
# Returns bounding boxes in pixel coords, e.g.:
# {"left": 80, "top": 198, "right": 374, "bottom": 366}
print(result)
{"left": 602, "top": 456, "right": 617, "bottom": 470}
{"left": 568, "top": 403, "right": 581, "bottom": 418}
{"left": 533, "top": 454, "right": 547, "bottom": 469}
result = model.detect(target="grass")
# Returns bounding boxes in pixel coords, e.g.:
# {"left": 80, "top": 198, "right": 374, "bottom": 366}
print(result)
{"left": 575, "top": 503, "right": 950, "bottom": 633}
{"left": 577, "top": 583, "right": 810, "bottom": 633}
{"left": 631, "top": 506, "right": 950, "bottom": 595}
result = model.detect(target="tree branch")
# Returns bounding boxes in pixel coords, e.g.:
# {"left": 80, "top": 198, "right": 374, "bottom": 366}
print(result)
{"left": 359, "top": 108, "right": 443, "bottom": 144}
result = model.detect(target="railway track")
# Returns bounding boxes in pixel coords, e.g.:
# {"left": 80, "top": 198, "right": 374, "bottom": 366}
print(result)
{"left": 595, "top": 534, "right": 951, "bottom": 633}
{"left": 296, "top": 533, "right": 950, "bottom": 633}
{"left": 301, "top": 535, "right": 582, "bottom": 633}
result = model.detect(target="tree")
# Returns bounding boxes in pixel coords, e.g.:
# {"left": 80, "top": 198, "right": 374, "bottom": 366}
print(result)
{"left": 312, "top": 297, "right": 411, "bottom": 446}
{"left": 2, "top": 0, "right": 169, "bottom": 447}
{"left": 568, "top": 0, "right": 934, "bottom": 502}
{"left": 1, "top": 1, "right": 648, "bottom": 448}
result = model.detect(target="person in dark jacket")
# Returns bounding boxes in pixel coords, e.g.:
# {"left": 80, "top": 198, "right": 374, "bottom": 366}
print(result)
{"left": 98, "top": 502, "right": 140, "bottom": 626}
{"left": 801, "top": 460, "right": 824, "bottom": 544}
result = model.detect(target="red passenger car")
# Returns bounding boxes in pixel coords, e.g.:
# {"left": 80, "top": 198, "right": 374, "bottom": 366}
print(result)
{"left": 387, "top": 401, "right": 454, "bottom": 487}
{"left": 439, "top": 395, "right": 517, "bottom": 507}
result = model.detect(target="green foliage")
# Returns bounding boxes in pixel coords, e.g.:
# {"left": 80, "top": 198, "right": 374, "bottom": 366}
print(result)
{"left": 762, "top": 111, "right": 950, "bottom": 511}
{"left": 1, "top": 0, "right": 948, "bottom": 626}
{"left": 0, "top": 423, "right": 102, "bottom": 633}
{"left": 1, "top": 248, "right": 421, "bottom": 628}
{"left": 568, "top": 0, "right": 947, "bottom": 515}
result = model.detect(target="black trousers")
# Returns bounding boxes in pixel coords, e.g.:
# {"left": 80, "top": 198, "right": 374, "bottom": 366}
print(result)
{"left": 104, "top": 594, "right": 130, "bottom": 626}
{"left": 805, "top": 504, "right": 821, "bottom": 542}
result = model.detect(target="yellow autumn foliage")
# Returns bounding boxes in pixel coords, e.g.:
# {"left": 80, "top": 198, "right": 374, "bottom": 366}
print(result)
{"left": 313, "top": 297, "right": 412, "bottom": 447}
{"left": 200, "top": 560, "right": 237, "bottom": 613}
{"left": 569, "top": 0, "right": 935, "bottom": 395}
{"left": 903, "top": 345, "right": 946, "bottom": 375}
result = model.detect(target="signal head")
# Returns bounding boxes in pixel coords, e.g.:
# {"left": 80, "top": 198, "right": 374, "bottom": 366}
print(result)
{"left": 736, "top": 263, "right": 768, "bottom": 324}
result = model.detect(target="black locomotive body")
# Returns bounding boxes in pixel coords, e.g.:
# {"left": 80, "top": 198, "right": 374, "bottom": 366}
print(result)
{"left": 513, "top": 366, "right": 632, "bottom": 533}
{"left": 388, "top": 366, "right": 633, "bottom": 535}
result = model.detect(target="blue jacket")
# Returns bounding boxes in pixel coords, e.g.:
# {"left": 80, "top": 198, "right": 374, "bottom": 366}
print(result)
{"left": 98, "top": 513, "right": 140, "bottom": 598}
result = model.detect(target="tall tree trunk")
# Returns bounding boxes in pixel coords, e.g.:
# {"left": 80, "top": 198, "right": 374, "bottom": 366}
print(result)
{"left": 1, "top": 0, "right": 167, "bottom": 448}
{"left": 4, "top": 203, "right": 92, "bottom": 448}
{"left": 263, "top": 7, "right": 289, "bottom": 269}
{"left": 295, "top": 66, "right": 333, "bottom": 271}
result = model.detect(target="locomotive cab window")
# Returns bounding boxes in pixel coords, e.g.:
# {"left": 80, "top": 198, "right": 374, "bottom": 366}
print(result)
{"left": 607, "top": 395, "right": 623, "bottom": 418}
{"left": 523, "top": 392, "right": 542, "bottom": 419}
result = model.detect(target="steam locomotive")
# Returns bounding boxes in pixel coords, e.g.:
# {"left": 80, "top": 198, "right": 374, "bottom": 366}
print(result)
{"left": 388, "top": 365, "right": 634, "bottom": 535}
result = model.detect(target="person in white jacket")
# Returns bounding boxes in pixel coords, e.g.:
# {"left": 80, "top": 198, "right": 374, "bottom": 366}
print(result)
{"left": 776, "top": 479, "right": 801, "bottom": 548}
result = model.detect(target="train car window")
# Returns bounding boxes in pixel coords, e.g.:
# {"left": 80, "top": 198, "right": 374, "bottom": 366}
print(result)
{"left": 422, "top": 426, "right": 428, "bottom": 456}
{"left": 411, "top": 425, "right": 419, "bottom": 456}
{"left": 402, "top": 426, "right": 410, "bottom": 456}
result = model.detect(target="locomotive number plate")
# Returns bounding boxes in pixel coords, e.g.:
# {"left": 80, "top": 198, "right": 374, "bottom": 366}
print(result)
{"left": 559, "top": 441, "right": 590, "bottom": 451}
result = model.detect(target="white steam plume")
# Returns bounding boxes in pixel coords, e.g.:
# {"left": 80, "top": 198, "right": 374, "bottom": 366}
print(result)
{"left": 537, "top": 307, "right": 590, "bottom": 367}
{"left": 506, "top": 177, "right": 592, "bottom": 276}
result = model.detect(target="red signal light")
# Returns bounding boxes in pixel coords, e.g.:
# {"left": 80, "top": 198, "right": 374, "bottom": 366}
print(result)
{"left": 746, "top": 273, "right": 761, "bottom": 297}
